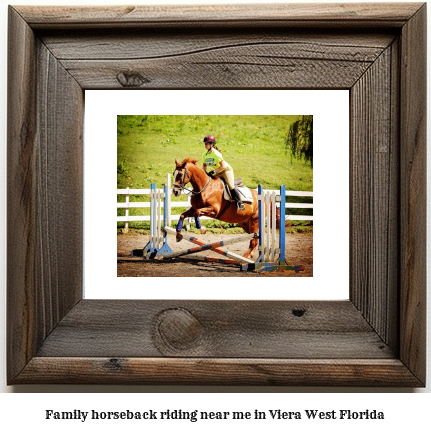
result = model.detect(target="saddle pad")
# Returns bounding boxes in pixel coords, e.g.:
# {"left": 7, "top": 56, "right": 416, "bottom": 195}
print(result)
{"left": 223, "top": 186, "right": 254, "bottom": 203}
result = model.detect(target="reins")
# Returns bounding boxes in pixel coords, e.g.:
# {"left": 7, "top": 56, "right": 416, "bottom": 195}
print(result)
{"left": 175, "top": 165, "right": 211, "bottom": 197}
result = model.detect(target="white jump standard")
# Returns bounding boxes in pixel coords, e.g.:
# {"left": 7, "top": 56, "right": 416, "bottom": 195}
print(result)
{"left": 138, "top": 183, "right": 173, "bottom": 259}
{"left": 242, "top": 184, "right": 305, "bottom": 273}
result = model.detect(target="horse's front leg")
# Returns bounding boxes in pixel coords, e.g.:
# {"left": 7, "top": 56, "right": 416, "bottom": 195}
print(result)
{"left": 176, "top": 206, "right": 218, "bottom": 242}
{"left": 176, "top": 207, "right": 196, "bottom": 242}
{"left": 193, "top": 207, "right": 219, "bottom": 235}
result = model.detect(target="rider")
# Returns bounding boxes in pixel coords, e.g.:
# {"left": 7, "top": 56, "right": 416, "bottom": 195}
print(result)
{"left": 202, "top": 135, "right": 246, "bottom": 211}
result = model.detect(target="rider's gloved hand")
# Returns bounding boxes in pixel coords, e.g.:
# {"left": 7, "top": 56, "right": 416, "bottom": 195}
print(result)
{"left": 208, "top": 170, "right": 216, "bottom": 176}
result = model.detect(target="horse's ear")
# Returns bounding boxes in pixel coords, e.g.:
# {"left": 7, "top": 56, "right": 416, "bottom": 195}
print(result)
{"left": 175, "top": 158, "right": 179, "bottom": 166}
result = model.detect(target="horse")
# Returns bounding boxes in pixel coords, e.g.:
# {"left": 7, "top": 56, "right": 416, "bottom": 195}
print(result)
{"left": 172, "top": 157, "right": 260, "bottom": 259}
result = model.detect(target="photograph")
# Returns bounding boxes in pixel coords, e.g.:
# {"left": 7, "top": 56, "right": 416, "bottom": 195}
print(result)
{"left": 116, "top": 115, "right": 313, "bottom": 277}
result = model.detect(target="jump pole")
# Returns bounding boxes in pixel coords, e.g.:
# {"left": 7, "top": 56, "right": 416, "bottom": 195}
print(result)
{"left": 164, "top": 226, "right": 255, "bottom": 264}
{"left": 172, "top": 255, "right": 240, "bottom": 265}
{"left": 162, "top": 228, "right": 257, "bottom": 261}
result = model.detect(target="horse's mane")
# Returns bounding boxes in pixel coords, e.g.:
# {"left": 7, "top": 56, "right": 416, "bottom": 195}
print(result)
{"left": 180, "top": 157, "right": 198, "bottom": 165}
{"left": 175, "top": 157, "right": 205, "bottom": 173}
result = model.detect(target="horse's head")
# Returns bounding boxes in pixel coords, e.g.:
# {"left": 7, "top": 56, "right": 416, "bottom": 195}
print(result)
{"left": 172, "top": 158, "right": 203, "bottom": 197}
{"left": 172, "top": 158, "right": 191, "bottom": 197}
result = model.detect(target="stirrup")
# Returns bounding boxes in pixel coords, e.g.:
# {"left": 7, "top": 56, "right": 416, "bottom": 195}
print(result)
{"left": 237, "top": 201, "right": 246, "bottom": 211}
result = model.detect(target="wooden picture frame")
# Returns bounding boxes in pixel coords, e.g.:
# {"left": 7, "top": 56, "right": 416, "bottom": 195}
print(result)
{"left": 7, "top": 3, "right": 426, "bottom": 386}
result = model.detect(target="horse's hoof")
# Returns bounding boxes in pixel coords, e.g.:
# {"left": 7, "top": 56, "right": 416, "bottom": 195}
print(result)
{"left": 176, "top": 233, "right": 183, "bottom": 242}
{"left": 199, "top": 227, "right": 207, "bottom": 234}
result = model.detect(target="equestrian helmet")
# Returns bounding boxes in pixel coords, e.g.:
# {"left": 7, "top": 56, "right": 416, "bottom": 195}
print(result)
{"left": 203, "top": 135, "right": 216, "bottom": 144}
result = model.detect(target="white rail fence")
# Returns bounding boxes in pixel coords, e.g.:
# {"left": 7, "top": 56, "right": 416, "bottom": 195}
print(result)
{"left": 117, "top": 174, "right": 313, "bottom": 230}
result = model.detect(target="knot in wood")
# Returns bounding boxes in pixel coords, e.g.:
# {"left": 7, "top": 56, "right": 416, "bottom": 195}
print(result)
{"left": 154, "top": 308, "right": 203, "bottom": 351}
{"left": 292, "top": 308, "right": 306, "bottom": 317}
{"left": 116, "top": 71, "right": 150, "bottom": 87}
{"left": 108, "top": 358, "right": 123, "bottom": 369}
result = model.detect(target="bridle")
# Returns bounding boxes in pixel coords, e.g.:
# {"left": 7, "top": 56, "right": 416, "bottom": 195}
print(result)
{"left": 173, "top": 165, "right": 211, "bottom": 196}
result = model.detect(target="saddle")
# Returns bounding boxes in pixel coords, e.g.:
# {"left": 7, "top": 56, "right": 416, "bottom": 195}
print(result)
{"left": 220, "top": 177, "right": 254, "bottom": 203}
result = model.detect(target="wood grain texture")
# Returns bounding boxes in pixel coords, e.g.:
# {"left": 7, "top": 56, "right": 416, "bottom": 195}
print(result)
{"left": 7, "top": 3, "right": 426, "bottom": 386}
{"left": 35, "top": 40, "right": 84, "bottom": 331}
{"left": 36, "top": 300, "right": 393, "bottom": 359}
{"left": 7, "top": 6, "right": 38, "bottom": 381}
{"left": 44, "top": 31, "right": 394, "bottom": 89}
{"left": 40, "top": 31, "right": 395, "bottom": 60}
{"left": 15, "top": 3, "right": 423, "bottom": 28}
{"left": 15, "top": 358, "right": 422, "bottom": 386}
{"left": 7, "top": 7, "right": 83, "bottom": 382}
{"left": 350, "top": 44, "right": 399, "bottom": 347}
{"left": 399, "top": 4, "right": 427, "bottom": 384}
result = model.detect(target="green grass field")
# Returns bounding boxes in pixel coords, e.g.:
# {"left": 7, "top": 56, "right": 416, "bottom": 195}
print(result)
{"left": 117, "top": 115, "right": 313, "bottom": 233}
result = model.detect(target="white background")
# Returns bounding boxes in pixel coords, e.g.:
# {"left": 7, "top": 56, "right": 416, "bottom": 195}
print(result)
{"left": 0, "top": 0, "right": 430, "bottom": 428}
{"left": 85, "top": 90, "right": 349, "bottom": 300}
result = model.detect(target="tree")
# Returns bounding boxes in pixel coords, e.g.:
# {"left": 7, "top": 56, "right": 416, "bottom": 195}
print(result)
{"left": 285, "top": 115, "right": 313, "bottom": 166}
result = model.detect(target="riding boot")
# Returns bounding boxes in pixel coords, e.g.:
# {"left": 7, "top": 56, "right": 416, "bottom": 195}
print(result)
{"left": 230, "top": 187, "right": 246, "bottom": 211}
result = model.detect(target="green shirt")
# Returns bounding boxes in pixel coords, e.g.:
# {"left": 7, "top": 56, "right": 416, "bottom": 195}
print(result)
{"left": 202, "top": 149, "right": 224, "bottom": 172}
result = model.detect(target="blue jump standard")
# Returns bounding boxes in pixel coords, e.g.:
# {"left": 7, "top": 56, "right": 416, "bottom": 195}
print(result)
{"left": 239, "top": 185, "right": 305, "bottom": 274}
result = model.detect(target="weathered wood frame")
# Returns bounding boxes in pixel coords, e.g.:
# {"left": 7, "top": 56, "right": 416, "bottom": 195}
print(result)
{"left": 7, "top": 4, "right": 426, "bottom": 386}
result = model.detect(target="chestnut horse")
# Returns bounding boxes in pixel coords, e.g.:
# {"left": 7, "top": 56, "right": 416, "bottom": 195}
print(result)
{"left": 172, "top": 157, "right": 259, "bottom": 259}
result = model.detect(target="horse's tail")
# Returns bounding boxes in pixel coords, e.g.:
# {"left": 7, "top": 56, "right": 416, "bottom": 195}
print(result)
{"left": 276, "top": 205, "right": 280, "bottom": 229}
